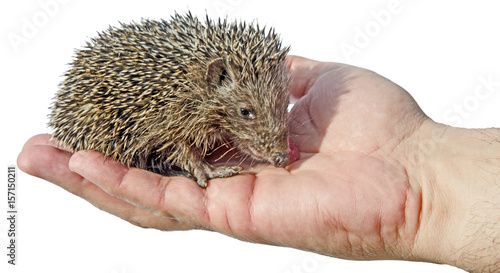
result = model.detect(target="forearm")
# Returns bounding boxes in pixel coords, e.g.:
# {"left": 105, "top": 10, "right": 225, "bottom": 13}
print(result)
{"left": 409, "top": 120, "right": 500, "bottom": 272}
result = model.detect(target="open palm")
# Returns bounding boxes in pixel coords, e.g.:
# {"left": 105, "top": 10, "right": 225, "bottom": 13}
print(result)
{"left": 18, "top": 56, "right": 428, "bottom": 260}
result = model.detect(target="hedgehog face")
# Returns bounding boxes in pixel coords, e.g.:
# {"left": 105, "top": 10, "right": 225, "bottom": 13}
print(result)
{"left": 206, "top": 57, "right": 290, "bottom": 167}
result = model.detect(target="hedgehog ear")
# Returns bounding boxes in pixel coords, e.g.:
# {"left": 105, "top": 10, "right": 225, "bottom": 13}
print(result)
{"left": 206, "top": 58, "right": 229, "bottom": 91}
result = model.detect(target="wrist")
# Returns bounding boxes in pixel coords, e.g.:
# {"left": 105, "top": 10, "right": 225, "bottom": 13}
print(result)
{"left": 407, "top": 120, "right": 500, "bottom": 272}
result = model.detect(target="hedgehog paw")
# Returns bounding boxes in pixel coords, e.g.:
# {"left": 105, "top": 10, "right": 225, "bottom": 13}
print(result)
{"left": 196, "top": 177, "right": 208, "bottom": 188}
{"left": 209, "top": 166, "right": 242, "bottom": 179}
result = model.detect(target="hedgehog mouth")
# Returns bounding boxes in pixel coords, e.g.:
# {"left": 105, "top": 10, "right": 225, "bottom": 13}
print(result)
{"left": 206, "top": 135, "right": 291, "bottom": 169}
{"left": 206, "top": 135, "right": 271, "bottom": 167}
{"left": 245, "top": 145, "right": 269, "bottom": 162}
{"left": 243, "top": 144, "right": 290, "bottom": 167}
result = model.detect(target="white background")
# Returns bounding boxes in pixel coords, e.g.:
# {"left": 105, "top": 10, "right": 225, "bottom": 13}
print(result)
{"left": 2, "top": 0, "right": 500, "bottom": 272}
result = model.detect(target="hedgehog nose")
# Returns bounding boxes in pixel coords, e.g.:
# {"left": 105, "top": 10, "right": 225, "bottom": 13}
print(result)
{"left": 273, "top": 153, "right": 290, "bottom": 167}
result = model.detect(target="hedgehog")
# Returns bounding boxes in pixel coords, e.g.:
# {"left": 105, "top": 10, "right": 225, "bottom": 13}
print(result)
{"left": 49, "top": 12, "right": 294, "bottom": 187}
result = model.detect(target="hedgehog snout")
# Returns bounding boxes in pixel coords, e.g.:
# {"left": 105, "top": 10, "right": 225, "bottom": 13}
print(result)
{"left": 272, "top": 152, "right": 290, "bottom": 167}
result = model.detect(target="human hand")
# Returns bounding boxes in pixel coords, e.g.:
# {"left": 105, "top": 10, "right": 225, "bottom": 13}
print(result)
{"left": 18, "top": 56, "right": 500, "bottom": 272}
{"left": 17, "top": 55, "right": 426, "bottom": 258}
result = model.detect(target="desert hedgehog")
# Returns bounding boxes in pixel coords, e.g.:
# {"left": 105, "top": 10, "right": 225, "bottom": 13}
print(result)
{"left": 49, "top": 12, "right": 294, "bottom": 187}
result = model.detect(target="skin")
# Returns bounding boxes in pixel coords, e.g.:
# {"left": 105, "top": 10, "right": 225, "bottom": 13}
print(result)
{"left": 18, "top": 56, "right": 500, "bottom": 272}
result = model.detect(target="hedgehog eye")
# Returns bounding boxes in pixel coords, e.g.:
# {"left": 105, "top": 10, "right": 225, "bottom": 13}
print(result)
{"left": 240, "top": 108, "right": 254, "bottom": 119}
